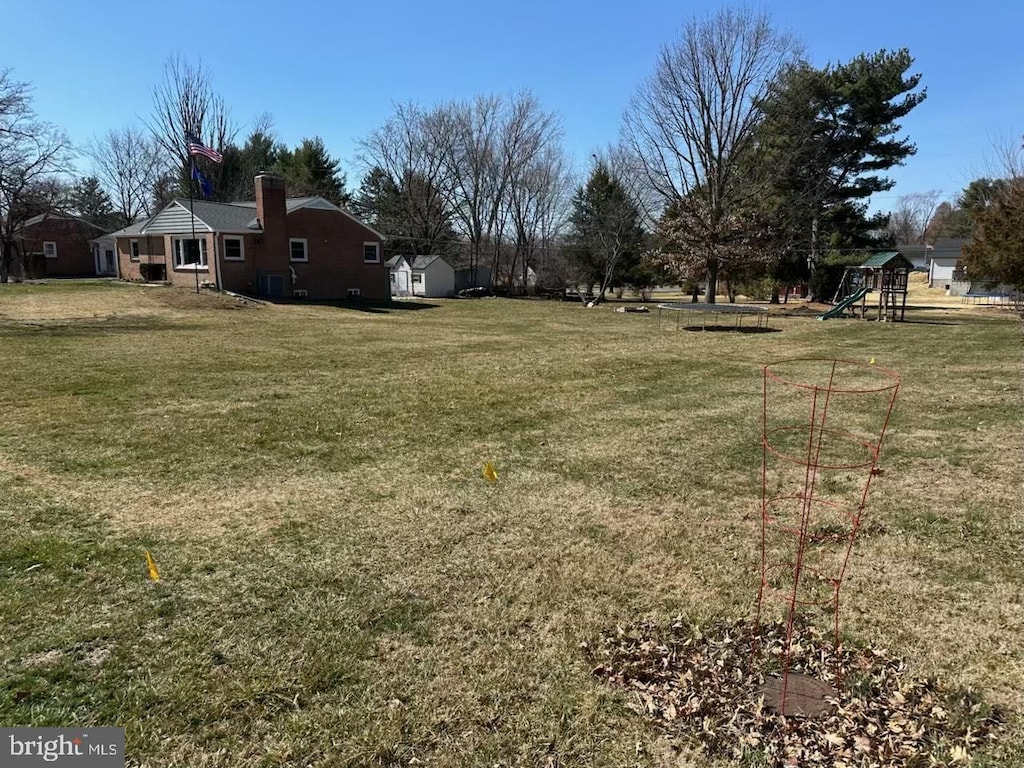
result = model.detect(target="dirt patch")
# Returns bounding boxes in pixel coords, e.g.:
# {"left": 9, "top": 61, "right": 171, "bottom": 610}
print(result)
{"left": 150, "top": 287, "right": 257, "bottom": 311}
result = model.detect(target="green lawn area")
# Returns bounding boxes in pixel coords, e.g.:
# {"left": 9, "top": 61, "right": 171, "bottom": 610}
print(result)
{"left": 0, "top": 282, "right": 1021, "bottom": 767}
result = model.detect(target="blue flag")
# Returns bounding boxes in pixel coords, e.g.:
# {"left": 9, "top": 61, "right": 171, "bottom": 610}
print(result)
{"left": 191, "top": 162, "right": 213, "bottom": 198}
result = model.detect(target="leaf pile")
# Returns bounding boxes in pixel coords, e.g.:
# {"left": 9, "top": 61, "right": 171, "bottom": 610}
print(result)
{"left": 585, "top": 618, "right": 1004, "bottom": 767}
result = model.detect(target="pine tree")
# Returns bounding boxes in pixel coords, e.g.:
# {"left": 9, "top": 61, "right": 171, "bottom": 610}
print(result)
{"left": 567, "top": 163, "right": 645, "bottom": 301}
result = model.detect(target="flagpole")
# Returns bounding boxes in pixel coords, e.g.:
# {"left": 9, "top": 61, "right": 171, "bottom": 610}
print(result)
{"left": 189, "top": 156, "right": 200, "bottom": 294}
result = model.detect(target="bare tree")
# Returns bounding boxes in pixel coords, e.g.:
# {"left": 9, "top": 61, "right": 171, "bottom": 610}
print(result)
{"left": 507, "top": 144, "right": 571, "bottom": 293}
{"left": 887, "top": 189, "right": 942, "bottom": 244}
{"left": 437, "top": 95, "right": 505, "bottom": 285}
{"left": 497, "top": 93, "right": 563, "bottom": 290}
{"left": 0, "top": 69, "right": 73, "bottom": 282}
{"left": 622, "top": 7, "right": 799, "bottom": 302}
{"left": 358, "top": 101, "right": 455, "bottom": 256}
{"left": 147, "top": 54, "right": 235, "bottom": 183}
{"left": 88, "top": 126, "right": 164, "bottom": 224}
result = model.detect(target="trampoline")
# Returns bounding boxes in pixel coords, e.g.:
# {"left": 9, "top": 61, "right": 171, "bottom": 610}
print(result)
{"left": 658, "top": 302, "right": 770, "bottom": 331}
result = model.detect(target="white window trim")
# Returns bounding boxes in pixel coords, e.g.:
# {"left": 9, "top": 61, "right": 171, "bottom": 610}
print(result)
{"left": 347, "top": 288, "right": 361, "bottom": 297}
{"left": 223, "top": 236, "right": 245, "bottom": 261}
{"left": 363, "top": 241, "right": 381, "bottom": 263}
{"left": 289, "top": 238, "right": 308, "bottom": 263}
{"left": 43, "top": 241, "right": 58, "bottom": 259}
{"left": 172, "top": 237, "right": 208, "bottom": 270}
{"left": 130, "top": 239, "right": 140, "bottom": 262}
{"left": 412, "top": 272, "right": 423, "bottom": 284}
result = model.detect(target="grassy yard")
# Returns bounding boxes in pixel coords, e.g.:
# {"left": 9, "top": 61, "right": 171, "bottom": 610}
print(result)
{"left": 0, "top": 281, "right": 1021, "bottom": 767}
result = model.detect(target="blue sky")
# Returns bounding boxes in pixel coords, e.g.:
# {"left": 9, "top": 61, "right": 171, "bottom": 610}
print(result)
{"left": 5, "top": 0, "right": 1023, "bottom": 212}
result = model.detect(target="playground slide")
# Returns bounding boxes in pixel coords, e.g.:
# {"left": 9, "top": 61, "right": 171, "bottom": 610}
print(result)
{"left": 817, "top": 286, "right": 870, "bottom": 320}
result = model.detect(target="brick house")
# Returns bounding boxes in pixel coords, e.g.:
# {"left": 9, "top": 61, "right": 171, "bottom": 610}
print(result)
{"left": 16, "top": 213, "right": 107, "bottom": 277}
{"left": 111, "top": 174, "right": 388, "bottom": 300}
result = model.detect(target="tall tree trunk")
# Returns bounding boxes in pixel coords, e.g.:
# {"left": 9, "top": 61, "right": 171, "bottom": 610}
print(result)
{"left": 705, "top": 258, "right": 719, "bottom": 304}
{"left": 807, "top": 215, "right": 819, "bottom": 301}
{"left": 770, "top": 285, "right": 781, "bottom": 304}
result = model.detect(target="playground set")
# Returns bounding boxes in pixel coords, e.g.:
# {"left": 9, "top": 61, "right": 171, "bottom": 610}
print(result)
{"left": 818, "top": 251, "right": 914, "bottom": 322}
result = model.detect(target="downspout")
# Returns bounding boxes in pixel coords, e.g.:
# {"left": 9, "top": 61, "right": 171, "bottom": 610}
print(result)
{"left": 213, "top": 232, "right": 222, "bottom": 291}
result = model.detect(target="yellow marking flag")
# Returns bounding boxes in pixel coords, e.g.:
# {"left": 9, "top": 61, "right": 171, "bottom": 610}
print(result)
{"left": 869, "top": 357, "right": 876, "bottom": 365}
{"left": 482, "top": 461, "right": 498, "bottom": 482}
{"left": 144, "top": 550, "right": 161, "bottom": 582}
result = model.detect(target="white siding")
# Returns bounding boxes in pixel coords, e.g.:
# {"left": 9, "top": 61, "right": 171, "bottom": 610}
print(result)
{"left": 928, "top": 257, "right": 957, "bottom": 288}
{"left": 142, "top": 202, "right": 212, "bottom": 234}
{"left": 422, "top": 260, "right": 456, "bottom": 297}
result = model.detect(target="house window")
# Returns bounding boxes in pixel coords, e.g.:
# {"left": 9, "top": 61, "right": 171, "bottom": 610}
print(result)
{"left": 223, "top": 236, "right": 244, "bottom": 261}
{"left": 43, "top": 241, "right": 57, "bottom": 259}
{"left": 389, "top": 273, "right": 396, "bottom": 283}
{"left": 412, "top": 273, "right": 423, "bottom": 284}
{"left": 347, "top": 288, "right": 361, "bottom": 298}
{"left": 289, "top": 238, "right": 308, "bottom": 262}
{"left": 130, "top": 240, "right": 140, "bottom": 262}
{"left": 173, "top": 237, "right": 208, "bottom": 269}
{"left": 363, "top": 242, "right": 380, "bottom": 263}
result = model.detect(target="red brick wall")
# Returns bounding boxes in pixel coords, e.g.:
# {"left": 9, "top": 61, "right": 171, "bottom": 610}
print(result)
{"left": 21, "top": 218, "right": 100, "bottom": 277}
{"left": 118, "top": 233, "right": 220, "bottom": 288}
{"left": 282, "top": 208, "right": 388, "bottom": 300}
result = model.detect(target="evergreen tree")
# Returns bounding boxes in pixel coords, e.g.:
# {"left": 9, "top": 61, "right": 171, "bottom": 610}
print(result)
{"left": 352, "top": 166, "right": 457, "bottom": 258}
{"left": 69, "top": 176, "right": 121, "bottom": 230}
{"left": 566, "top": 162, "right": 645, "bottom": 301}
{"left": 755, "top": 49, "right": 927, "bottom": 293}
{"left": 276, "top": 137, "right": 348, "bottom": 205}
{"left": 962, "top": 181, "right": 1024, "bottom": 289}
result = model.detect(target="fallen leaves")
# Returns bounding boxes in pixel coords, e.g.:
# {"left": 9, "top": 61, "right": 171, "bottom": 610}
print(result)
{"left": 584, "top": 618, "right": 1004, "bottom": 768}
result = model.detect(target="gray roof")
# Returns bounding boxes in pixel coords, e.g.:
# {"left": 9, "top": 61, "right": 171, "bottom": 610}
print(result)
{"left": 174, "top": 199, "right": 261, "bottom": 232}
{"left": 385, "top": 255, "right": 407, "bottom": 268}
{"left": 409, "top": 254, "right": 451, "bottom": 269}
{"left": 107, "top": 220, "right": 148, "bottom": 237}
{"left": 109, "top": 195, "right": 384, "bottom": 239}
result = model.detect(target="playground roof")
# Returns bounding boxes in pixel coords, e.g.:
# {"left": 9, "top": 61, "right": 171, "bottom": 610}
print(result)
{"left": 859, "top": 251, "right": 913, "bottom": 269}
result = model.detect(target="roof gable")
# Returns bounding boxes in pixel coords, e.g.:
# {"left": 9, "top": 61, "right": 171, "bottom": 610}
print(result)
{"left": 409, "top": 254, "right": 452, "bottom": 270}
{"left": 859, "top": 251, "right": 914, "bottom": 270}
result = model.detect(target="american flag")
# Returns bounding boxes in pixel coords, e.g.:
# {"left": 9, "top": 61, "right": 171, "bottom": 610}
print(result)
{"left": 186, "top": 133, "right": 223, "bottom": 164}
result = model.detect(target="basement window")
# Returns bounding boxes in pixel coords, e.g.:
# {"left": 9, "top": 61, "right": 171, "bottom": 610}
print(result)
{"left": 347, "top": 288, "right": 361, "bottom": 298}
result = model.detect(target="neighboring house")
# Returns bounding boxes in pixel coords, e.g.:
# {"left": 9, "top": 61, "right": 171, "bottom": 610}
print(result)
{"left": 15, "top": 213, "right": 106, "bottom": 278}
{"left": 408, "top": 255, "right": 456, "bottom": 297}
{"left": 91, "top": 234, "right": 118, "bottom": 277}
{"left": 927, "top": 238, "right": 969, "bottom": 290}
{"left": 386, "top": 255, "right": 412, "bottom": 297}
{"left": 894, "top": 243, "right": 929, "bottom": 271}
{"left": 110, "top": 174, "right": 388, "bottom": 300}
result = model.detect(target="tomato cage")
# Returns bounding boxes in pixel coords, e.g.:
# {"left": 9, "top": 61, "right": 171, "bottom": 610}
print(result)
{"left": 753, "top": 358, "right": 900, "bottom": 715}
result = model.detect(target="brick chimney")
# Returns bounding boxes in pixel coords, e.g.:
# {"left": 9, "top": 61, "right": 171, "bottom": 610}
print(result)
{"left": 255, "top": 173, "right": 287, "bottom": 260}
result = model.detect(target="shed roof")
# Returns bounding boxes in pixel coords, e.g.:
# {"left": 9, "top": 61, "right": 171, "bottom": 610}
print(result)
{"left": 409, "top": 254, "right": 451, "bottom": 270}
{"left": 859, "top": 251, "right": 913, "bottom": 269}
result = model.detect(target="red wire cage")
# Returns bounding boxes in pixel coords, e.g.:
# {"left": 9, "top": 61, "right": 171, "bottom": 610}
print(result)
{"left": 754, "top": 358, "right": 900, "bottom": 715}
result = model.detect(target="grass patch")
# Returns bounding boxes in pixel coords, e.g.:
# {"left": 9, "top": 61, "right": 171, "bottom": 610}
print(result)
{"left": 0, "top": 282, "right": 1021, "bottom": 766}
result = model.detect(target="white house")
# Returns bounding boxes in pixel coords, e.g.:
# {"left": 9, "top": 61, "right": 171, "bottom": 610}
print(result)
{"left": 928, "top": 238, "right": 969, "bottom": 289}
{"left": 386, "top": 255, "right": 412, "bottom": 297}
{"left": 409, "top": 255, "right": 456, "bottom": 297}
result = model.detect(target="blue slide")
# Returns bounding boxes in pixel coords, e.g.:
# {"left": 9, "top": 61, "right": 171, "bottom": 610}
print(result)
{"left": 817, "top": 286, "right": 870, "bottom": 320}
